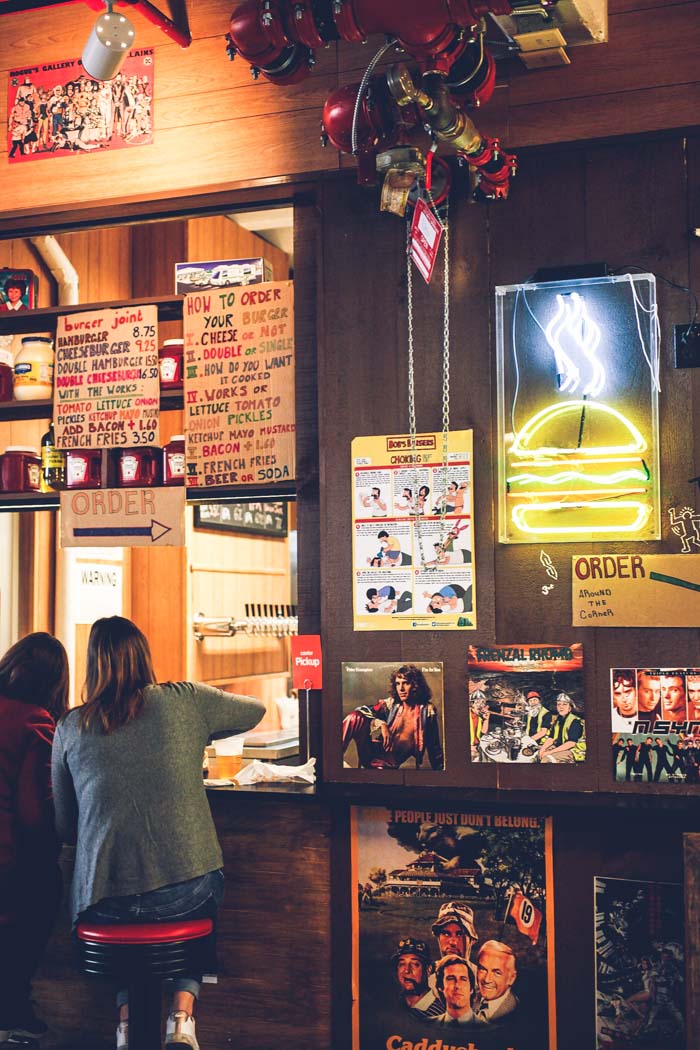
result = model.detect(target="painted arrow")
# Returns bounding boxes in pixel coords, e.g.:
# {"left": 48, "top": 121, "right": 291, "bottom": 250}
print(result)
{"left": 649, "top": 570, "right": 700, "bottom": 593}
{"left": 73, "top": 519, "right": 172, "bottom": 543}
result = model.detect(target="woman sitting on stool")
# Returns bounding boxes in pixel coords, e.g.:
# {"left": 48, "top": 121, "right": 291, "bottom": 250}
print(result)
{"left": 51, "top": 616, "right": 265, "bottom": 1050}
{"left": 0, "top": 632, "right": 69, "bottom": 1044}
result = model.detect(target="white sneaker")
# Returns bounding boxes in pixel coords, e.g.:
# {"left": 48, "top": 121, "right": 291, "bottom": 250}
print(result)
{"left": 116, "top": 1019, "right": 128, "bottom": 1049}
{"left": 165, "top": 1011, "right": 199, "bottom": 1049}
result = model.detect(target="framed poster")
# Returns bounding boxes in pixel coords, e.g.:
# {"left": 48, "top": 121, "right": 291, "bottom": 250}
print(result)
{"left": 193, "top": 501, "right": 287, "bottom": 537}
{"left": 352, "top": 806, "right": 555, "bottom": 1050}
{"left": 342, "top": 662, "right": 445, "bottom": 772}
{"left": 469, "top": 644, "right": 585, "bottom": 765}
{"left": 352, "top": 430, "right": 475, "bottom": 631}
{"left": 595, "top": 876, "right": 684, "bottom": 1049}
{"left": 610, "top": 666, "right": 700, "bottom": 784}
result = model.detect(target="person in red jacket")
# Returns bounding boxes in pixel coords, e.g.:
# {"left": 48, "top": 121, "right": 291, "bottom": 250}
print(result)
{"left": 0, "top": 632, "right": 69, "bottom": 1043}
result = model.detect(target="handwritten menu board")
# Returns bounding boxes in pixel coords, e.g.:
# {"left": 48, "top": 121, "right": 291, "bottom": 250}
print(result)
{"left": 53, "top": 304, "right": 160, "bottom": 450}
{"left": 182, "top": 281, "right": 295, "bottom": 488}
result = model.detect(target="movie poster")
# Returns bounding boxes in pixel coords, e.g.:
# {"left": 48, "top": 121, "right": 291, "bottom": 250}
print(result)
{"left": 342, "top": 662, "right": 445, "bottom": 772}
{"left": 610, "top": 667, "right": 700, "bottom": 784}
{"left": 595, "top": 877, "right": 684, "bottom": 1050}
{"left": 468, "top": 644, "right": 585, "bottom": 765}
{"left": 352, "top": 807, "right": 555, "bottom": 1050}
{"left": 352, "top": 430, "right": 475, "bottom": 631}
{"left": 7, "top": 50, "right": 153, "bottom": 163}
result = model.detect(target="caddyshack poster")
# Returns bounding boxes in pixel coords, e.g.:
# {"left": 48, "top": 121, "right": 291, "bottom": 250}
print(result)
{"left": 352, "top": 806, "right": 555, "bottom": 1050}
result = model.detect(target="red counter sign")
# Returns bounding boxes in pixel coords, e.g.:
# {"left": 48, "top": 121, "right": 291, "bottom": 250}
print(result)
{"left": 291, "top": 635, "right": 322, "bottom": 689}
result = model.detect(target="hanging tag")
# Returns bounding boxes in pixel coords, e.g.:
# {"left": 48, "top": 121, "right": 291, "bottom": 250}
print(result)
{"left": 291, "top": 634, "right": 323, "bottom": 690}
{"left": 409, "top": 197, "right": 443, "bottom": 284}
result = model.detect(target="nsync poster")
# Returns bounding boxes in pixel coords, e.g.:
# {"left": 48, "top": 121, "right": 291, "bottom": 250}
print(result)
{"left": 595, "top": 877, "right": 684, "bottom": 1050}
{"left": 352, "top": 806, "right": 555, "bottom": 1050}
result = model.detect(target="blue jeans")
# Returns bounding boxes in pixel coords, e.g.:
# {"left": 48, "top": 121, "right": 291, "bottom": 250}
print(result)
{"left": 79, "top": 869, "right": 225, "bottom": 1003}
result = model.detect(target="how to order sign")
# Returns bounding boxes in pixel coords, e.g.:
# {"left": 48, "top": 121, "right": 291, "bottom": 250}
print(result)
{"left": 53, "top": 304, "right": 160, "bottom": 449}
{"left": 182, "top": 280, "right": 295, "bottom": 488}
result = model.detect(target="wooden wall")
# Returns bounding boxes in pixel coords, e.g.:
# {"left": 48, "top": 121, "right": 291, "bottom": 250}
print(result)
{"left": 318, "top": 133, "right": 700, "bottom": 794}
{"left": 315, "top": 131, "right": 700, "bottom": 1050}
{"left": 0, "top": 0, "right": 699, "bottom": 224}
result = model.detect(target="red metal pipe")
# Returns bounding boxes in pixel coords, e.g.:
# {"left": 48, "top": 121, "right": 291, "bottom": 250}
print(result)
{"left": 228, "top": 0, "right": 517, "bottom": 80}
{"left": 0, "top": 0, "right": 190, "bottom": 48}
{"left": 122, "top": 0, "right": 191, "bottom": 47}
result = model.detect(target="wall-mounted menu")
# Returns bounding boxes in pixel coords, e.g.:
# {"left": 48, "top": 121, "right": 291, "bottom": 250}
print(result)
{"left": 182, "top": 281, "right": 295, "bottom": 488}
{"left": 54, "top": 305, "right": 160, "bottom": 450}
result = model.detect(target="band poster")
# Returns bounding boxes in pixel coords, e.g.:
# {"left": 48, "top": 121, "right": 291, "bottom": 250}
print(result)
{"left": 595, "top": 876, "right": 684, "bottom": 1050}
{"left": 342, "top": 662, "right": 445, "bottom": 772}
{"left": 8, "top": 50, "right": 154, "bottom": 162}
{"left": 468, "top": 644, "right": 585, "bottom": 765}
{"left": 351, "top": 806, "right": 555, "bottom": 1050}
{"left": 352, "top": 430, "right": 475, "bottom": 631}
{"left": 611, "top": 666, "right": 700, "bottom": 784}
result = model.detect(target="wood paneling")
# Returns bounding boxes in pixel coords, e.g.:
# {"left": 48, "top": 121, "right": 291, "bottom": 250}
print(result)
{"left": 320, "top": 133, "right": 700, "bottom": 800}
{"left": 0, "top": 0, "right": 698, "bottom": 222}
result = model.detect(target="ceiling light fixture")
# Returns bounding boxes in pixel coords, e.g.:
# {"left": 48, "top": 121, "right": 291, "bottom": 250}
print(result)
{"left": 82, "top": 1, "right": 135, "bottom": 82}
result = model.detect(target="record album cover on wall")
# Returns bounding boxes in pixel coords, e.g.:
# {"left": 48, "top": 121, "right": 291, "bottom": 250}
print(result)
{"left": 342, "top": 662, "right": 445, "bottom": 773}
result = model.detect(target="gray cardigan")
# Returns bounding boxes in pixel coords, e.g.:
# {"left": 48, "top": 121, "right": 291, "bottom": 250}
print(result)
{"left": 51, "top": 681, "right": 265, "bottom": 922}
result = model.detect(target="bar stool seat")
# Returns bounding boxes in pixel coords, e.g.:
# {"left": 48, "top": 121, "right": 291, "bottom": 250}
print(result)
{"left": 76, "top": 918, "right": 213, "bottom": 1050}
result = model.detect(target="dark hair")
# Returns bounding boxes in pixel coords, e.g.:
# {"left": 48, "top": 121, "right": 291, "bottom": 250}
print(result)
{"left": 78, "top": 616, "right": 156, "bottom": 733}
{"left": 4, "top": 278, "right": 26, "bottom": 295}
{"left": 0, "top": 632, "right": 68, "bottom": 719}
{"left": 390, "top": 664, "right": 432, "bottom": 705}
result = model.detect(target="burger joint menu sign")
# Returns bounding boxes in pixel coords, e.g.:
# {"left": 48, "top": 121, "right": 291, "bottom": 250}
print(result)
{"left": 54, "top": 304, "right": 160, "bottom": 450}
{"left": 182, "top": 281, "right": 295, "bottom": 488}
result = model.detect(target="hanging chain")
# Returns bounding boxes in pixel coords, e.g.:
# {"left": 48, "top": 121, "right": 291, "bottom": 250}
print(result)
{"left": 407, "top": 188, "right": 451, "bottom": 570}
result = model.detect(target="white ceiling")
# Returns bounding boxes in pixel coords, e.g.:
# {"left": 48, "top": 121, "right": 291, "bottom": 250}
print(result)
{"left": 230, "top": 207, "right": 294, "bottom": 263}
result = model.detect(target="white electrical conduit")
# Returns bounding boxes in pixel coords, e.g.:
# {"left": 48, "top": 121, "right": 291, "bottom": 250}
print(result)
{"left": 30, "top": 234, "right": 79, "bottom": 305}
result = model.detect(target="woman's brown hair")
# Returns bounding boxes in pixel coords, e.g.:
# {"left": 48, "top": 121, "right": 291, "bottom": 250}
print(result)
{"left": 77, "top": 616, "right": 156, "bottom": 733}
{"left": 0, "top": 631, "right": 69, "bottom": 720}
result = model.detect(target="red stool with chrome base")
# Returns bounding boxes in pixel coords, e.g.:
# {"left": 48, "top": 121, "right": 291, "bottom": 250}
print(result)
{"left": 76, "top": 918, "right": 213, "bottom": 1050}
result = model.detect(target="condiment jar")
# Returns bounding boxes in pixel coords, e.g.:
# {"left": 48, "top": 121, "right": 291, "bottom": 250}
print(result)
{"left": 158, "top": 339, "right": 183, "bottom": 389}
{"left": 117, "top": 446, "right": 161, "bottom": 487}
{"left": 13, "top": 335, "right": 54, "bottom": 400}
{"left": 163, "top": 435, "right": 185, "bottom": 486}
{"left": 66, "top": 449, "right": 102, "bottom": 489}
{"left": 0, "top": 336, "right": 14, "bottom": 402}
{"left": 0, "top": 446, "right": 41, "bottom": 493}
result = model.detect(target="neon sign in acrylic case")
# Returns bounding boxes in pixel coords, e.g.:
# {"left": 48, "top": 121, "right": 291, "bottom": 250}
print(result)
{"left": 496, "top": 273, "right": 661, "bottom": 544}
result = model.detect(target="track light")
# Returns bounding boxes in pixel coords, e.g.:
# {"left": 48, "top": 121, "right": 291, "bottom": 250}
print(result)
{"left": 82, "top": 2, "right": 135, "bottom": 82}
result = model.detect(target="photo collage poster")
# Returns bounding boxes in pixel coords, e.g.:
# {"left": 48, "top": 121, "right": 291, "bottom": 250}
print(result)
{"left": 611, "top": 666, "right": 700, "bottom": 784}
{"left": 351, "top": 430, "right": 475, "bottom": 631}
{"left": 468, "top": 644, "right": 585, "bottom": 765}
{"left": 595, "top": 876, "right": 684, "bottom": 1050}
{"left": 342, "top": 662, "right": 445, "bottom": 772}
{"left": 352, "top": 806, "right": 555, "bottom": 1050}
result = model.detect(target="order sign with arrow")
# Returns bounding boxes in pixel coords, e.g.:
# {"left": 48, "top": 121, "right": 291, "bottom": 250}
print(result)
{"left": 60, "top": 487, "right": 185, "bottom": 548}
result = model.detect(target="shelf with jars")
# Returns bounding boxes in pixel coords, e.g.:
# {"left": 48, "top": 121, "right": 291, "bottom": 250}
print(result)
{"left": 0, "top": 296, "right": 185, "bottom": 507}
